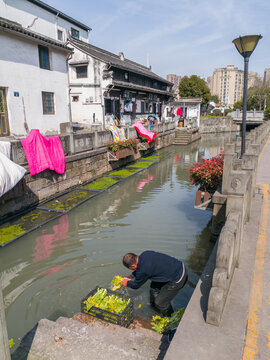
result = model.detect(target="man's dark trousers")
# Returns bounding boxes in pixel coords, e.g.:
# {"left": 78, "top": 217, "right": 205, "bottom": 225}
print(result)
{"left": 150, "top": 270, "right": 188, "bottom": 316}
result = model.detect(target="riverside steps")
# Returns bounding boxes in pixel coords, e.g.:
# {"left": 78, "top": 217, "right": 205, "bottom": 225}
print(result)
{"left": 165, "top": 122, "right": 270, "bottom": 360}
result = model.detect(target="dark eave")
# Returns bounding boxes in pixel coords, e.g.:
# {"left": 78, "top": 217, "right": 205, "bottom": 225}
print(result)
{"left": 26, "top": 0, "right": 91, "bottom": 31}
{"left": 69, "top": 38, "right": 173, "bottom": 86}
{"left": 112, "top": 80, "right": 172, "bottom": 96}
{"left": 0, "top": 17, "right": 73, "bottom": 52}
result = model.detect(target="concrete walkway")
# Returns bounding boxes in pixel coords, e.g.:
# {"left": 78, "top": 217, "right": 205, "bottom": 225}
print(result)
{"left": 165, "top": 136, "right": 270, "bottom": 360}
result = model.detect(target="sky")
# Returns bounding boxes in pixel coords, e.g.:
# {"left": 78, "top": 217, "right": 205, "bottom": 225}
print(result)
{"left": 45, "top": 0, "right": 270, "bottom": 80}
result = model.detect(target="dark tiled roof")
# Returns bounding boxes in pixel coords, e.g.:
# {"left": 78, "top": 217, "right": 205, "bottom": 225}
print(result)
{"left": 113, "top": 80, "right": 172, "bottom": 96}
{"left": 69, "top": 38, "right": 173, "bottom": 86}
{"left": 0, "top": 17, "right": 73, "bottom": 51}
{"left": 26, "top": 0, "right": 91, "bottom": 31}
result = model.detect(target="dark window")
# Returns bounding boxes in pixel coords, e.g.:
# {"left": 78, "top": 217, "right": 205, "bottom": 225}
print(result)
{"left": 42, "top": 92, "right": 55, "bottom": 114}
{"left": 72, "top": 96, "right": 79, "bottom": 102}
{"left": 57, "top": 29, "right": 63, "bottom": 41}
{"left": 105, "top": 99, "right": 112, "bottom": 114}
{"left": 38, "top": 45, "right": 50, "bottom": 70}
{"left": 76, "top": 66, "right": 88, "bottom": 78}
{"left": 141, "top": 101, "right": 145, "bottom": 113}
{"left": 71, "top": 28, "right": 79, "bottom": 39}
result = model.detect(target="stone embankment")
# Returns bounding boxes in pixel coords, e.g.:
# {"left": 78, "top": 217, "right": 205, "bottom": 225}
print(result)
{"left": 199, "top": 116, "right": 239, "bottom": 133}
{"left": 13, "top": 315, "right": 168, "bottom": 360}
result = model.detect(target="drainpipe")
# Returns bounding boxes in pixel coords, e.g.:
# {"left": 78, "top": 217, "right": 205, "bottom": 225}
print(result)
{"left": 100, "top": 82, "right": 105, "bottom": 131}
{"left": 0, "top": 281, "right": 10, "bottom": 360}
{"left": 66, "top": 52, "right": 75, "bottom": 154}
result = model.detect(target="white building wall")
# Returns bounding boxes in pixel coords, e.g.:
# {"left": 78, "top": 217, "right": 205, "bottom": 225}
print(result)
{"left": 0, "top": 32, "right": 70, "bottom": 136}
{"left": 68, "top": 47, "right": 111, "bottom": 125}
{"left": 0, "top": 0, "right": 89, "bottom": 42}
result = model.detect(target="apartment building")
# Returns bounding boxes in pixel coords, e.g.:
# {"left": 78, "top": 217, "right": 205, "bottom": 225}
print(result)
{"left": 263, "top": 68, "right": 270, "bottom": 86}
{"left": 166, "top": 74, "right": 181, "bottom": 93}
{"left": 248, "top": 72, "right": 263, "bottom": 88}
{"left": 210, "top": 65, "right": 244, "bottom": 108}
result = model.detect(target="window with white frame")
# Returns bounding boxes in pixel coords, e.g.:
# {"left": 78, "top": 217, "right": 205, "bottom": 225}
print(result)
{"left": 42, "top": 92, "right": 55, "bottom": 114}
{"left": 76, "top": 66, "right": 88, "bottom": 78}
{"left": 57, "top": 29, "right": 63, "bottom": 41}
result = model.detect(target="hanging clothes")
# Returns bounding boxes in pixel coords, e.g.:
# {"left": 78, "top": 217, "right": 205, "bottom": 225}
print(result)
{"left": 21, "top": 129, "right": 65, "bottom": 176}
{"left": 124, "top": 102, "right": 131, "bottom": 112}
{"left": 0, "top": 141, "right": 11, "bottom": 159}
{"left": 176, "top": 108, "right": 183, "bottom": 116}
{"left": 0, "top": 152, "right": 26, "bottom": 197}
{"left": 134, "top": 121, "right": 157, "bottom": 143}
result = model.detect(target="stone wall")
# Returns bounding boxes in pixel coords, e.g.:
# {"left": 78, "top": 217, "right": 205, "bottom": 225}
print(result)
{"left": 199, "top": 116, "right": 239, "bottom": 134}
{"left": 0, "top": 123, "right": 176, "bottom": 221}
{"left": 207, "top": 121, "right": 270, "bottom": 326}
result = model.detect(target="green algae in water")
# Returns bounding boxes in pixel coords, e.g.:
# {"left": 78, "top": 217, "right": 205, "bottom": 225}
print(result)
{"left": 82, "top": 177, "right": 119, "bottom": 190}
{"left": 108, "top": 169, "right": 138, "bottom": 177}
{"left": 142, "top": 155, "right": 160, "bottom": 161}
{"left": 47, "top": 190, "right": 92, "bottom": 211}
{"left": 0, "top": 224, "right": 25, "bottom": 244}
{"left": 128, "top": 161, "right": 155, "bottom": 168}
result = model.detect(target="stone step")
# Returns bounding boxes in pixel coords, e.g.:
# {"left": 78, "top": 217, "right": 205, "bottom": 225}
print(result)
{"left": 27, "top": 316, "right": 165, "bottom": 360}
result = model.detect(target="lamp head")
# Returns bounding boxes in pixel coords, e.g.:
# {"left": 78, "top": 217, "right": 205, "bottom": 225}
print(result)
{"left": 232, "top": 35, "right": 262, "bottom": 58}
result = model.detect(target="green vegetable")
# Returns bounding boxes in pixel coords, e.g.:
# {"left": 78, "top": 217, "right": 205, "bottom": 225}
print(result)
{"left": 151, "top": 308, "right": 185, "bottom": 333}
{"left": 111, "top": 276, "right": 123, "bottom": 291}
{"left": 84, "top": 288, "right": 130, "bottom": 314}
{"left": 9, "top": 338, "right": 15, "bottom": 348}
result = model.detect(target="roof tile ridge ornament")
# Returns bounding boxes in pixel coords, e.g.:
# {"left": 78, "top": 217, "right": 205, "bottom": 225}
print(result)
{"left": 119, "top": 52, "right": 125, "bottom": 61}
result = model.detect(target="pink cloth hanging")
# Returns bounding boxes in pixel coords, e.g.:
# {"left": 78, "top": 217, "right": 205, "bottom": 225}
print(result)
{"left": 134, "top": 121, "right": 157, "bottom": 143}
{"left": 21, "top": 129, "right": 65, "bottom": 176}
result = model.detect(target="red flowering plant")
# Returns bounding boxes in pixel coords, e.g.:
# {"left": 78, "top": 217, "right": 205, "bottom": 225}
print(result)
{"left": 187, "top": 153, "right": 224, "bottom": 194}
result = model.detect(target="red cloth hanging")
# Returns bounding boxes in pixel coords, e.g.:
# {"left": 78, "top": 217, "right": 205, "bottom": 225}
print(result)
{"left": 176, "top": 108, "right": 183, "bottom": 116}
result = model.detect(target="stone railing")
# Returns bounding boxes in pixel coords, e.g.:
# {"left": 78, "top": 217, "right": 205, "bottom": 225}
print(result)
{"left": 10, "top": 121, "right": 176, "bottom": 166}
{"left": 207, "top": 120, "right": 270, "bottom": 326}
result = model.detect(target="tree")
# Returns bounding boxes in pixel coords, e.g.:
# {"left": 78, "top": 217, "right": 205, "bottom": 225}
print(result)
{"left": 210, "top": 95, "right": 220, "bottom": 104}
{"left": 178, "top": 75, "right": 211, "bottom": 107}
{"left": 265, "top": 106, "right": 270, "bottom": 120}
{"left": 234, "top": 86, "right": 270, "bottom": 111}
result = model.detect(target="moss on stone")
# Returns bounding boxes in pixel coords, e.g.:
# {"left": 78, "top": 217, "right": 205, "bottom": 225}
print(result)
{"left": 108, "top": 169, "right": 138, "bottom": 177}
{"left": 128, "top": 161, "right": 155, "bottom": 168}
{"left": 82, "top": 177, "right": 119, "bottom": 190}
{"left": 0, "top": 224, "right": 25, "bottom": 245}
{"left": 48, "top": 191, "right": 91, "bottom": 211}
{"left": 142, "top": 155, "right": 160, "bottom": 161}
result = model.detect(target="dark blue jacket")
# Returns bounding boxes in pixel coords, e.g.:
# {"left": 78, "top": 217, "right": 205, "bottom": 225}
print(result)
{"left": 127, "top": 250, "right": 183, "bottom": 289}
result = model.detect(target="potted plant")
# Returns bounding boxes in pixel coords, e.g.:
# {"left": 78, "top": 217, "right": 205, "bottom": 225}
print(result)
{"left": 187, "top": 154, "right": 224, "bottom": 207}
{"left": 106, "top": 138, "right": 138, "bottom": 160}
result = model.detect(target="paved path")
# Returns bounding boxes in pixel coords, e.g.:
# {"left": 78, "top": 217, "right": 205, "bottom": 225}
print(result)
{"left": 165, "top": 136, "right": 270, "bottom": 360}
{"left": 241, "top": 136, "right": 270, "bottom": 359}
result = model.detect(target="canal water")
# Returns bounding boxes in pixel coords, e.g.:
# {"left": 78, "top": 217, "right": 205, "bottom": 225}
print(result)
{"left": 0, "top": 133, "right": 234, "bottom": 351}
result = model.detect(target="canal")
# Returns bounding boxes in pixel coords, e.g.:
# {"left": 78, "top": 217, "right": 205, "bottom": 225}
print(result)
{"left": 0, "top": 133, "right": 234, "bottom": 352}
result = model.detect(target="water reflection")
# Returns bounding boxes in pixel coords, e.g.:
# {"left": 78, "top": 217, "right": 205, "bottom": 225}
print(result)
{"left": 33, "top": 214, "right": 70, "bottom": 262}
{"left": 0, "top": 133, "right": 234, "bottom": 350}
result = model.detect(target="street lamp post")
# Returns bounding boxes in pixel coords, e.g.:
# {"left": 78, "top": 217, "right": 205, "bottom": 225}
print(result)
{"left": 232, "top": 35, "right": 262, "bottom": 156}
